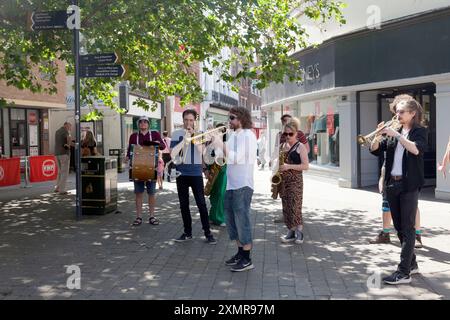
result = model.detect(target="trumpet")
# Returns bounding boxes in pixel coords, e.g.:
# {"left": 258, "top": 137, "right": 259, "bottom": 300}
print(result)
{"left": 357, "top": 116, "right": 401, "bottom": 146}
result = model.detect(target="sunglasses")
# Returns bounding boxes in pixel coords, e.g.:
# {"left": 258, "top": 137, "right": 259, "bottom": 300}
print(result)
{"left": 229, "top": 115, "right": 237, "bottom": 121}
{"left": 282, "top": 132, "right": 295, "bottom": 137}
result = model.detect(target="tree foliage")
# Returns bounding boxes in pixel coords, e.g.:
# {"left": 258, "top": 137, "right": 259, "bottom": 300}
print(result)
{"left": 0, "top": 0, "right": 346, "bottom": 119}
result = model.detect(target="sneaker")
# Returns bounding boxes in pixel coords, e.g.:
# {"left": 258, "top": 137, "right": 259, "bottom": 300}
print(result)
{"left": 174, "top": 233, "right": 192, "bottom": 242}
{"left": 383, "top": 271, "right": 411, "bottom": 285}
{"left": 415, "top": 234, "right": 423, "bottom": 248}
{"left": 206, "top": 234, "right": 217, "bottom": 245}
{"left": 219, "top": 223, "right": 226, "bottom": 227}
{"left": 295, "top": 230, "right": 304, "bottom": 244}
{"left": 410, "top": 264, "right": 420, "bottom": 275}
{"left": 230, "top": 258, "right": 254, "bottom": 272}
{"left": 225, "top": 253, "right": 242, "bottom": 266}
{"left": 369, "top": 231, "right": 391, "bottom": 244}
{"left": 281, "top": 230, "right": 296, "bottom": 243}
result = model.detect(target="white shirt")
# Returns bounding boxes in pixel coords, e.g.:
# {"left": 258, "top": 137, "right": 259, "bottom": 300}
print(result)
{"left": 226, "top": 129, "right": 257, "bottom": 191}
{"left": 391, "top": 129, "right": 410, "bottom": 176}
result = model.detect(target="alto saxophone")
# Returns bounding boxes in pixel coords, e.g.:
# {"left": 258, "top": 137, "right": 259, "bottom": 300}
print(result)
{"left": 271, "top": 149, "right": 287, "bottom": 199}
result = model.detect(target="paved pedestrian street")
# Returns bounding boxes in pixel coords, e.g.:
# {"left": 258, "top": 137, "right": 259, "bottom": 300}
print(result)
{"left": 1, "top": 169, "right": 450, "bottom": 300}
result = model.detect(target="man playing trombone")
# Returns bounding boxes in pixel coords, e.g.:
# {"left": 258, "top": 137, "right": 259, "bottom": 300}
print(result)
{"left": 369, "top": 95, "right": 427, "bottom": 285}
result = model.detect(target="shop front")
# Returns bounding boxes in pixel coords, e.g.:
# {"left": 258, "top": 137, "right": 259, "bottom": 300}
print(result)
{"left": 262, "top": 7, "right": 450, "bottom": 199}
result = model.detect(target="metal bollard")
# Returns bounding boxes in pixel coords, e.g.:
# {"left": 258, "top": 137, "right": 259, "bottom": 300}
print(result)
{"left": 22, "top": 156, "right": 32, "bottom": 188}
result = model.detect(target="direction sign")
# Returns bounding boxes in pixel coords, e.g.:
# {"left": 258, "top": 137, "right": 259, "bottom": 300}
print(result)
{"left": 80, "top": 64, "right": 128, "bottom": 78}
{"left": 79, "top": 52, "right": 121, "bottom": 66}
{"left": 27, "top": 11, "right": 68, "bottom": 31}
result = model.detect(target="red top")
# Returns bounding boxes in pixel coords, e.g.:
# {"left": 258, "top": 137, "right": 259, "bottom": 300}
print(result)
{"left": 127, "top": 131, "right": 166, "bottom": 158}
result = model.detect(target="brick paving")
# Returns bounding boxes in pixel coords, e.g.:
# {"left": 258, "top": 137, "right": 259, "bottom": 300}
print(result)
{"left": 1, "top": 169, "right": 450, "bottom": 300}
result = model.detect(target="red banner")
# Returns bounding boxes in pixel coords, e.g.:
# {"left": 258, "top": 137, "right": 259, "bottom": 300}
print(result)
{"left": 29, "top": 155, "right": 58, "bottom": 183}
{"left": 0, "top": 158, "right": 21, "bottom": 187}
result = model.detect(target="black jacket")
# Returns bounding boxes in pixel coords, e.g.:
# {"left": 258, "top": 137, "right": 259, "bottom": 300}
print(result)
{"left": 370, "top": 125, "right": 428, "bottom": 192}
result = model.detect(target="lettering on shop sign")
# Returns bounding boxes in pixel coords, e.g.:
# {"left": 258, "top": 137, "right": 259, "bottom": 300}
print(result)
{"left": 297, "top": 63, "right": 320, "bottom": 86}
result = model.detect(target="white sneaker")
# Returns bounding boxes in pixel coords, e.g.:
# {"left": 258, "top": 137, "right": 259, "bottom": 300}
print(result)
{"left": 295, "top": 231, "right": 304, "bottom": 244}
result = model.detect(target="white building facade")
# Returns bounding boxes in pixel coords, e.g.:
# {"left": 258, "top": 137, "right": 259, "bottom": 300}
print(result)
{"left": 262, "top": 1, "right": 450, "bottom": 200}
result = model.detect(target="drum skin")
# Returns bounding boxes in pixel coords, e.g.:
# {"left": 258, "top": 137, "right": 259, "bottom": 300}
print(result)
{"left": 130, "top": 145, "right": 158, "bottom": 181}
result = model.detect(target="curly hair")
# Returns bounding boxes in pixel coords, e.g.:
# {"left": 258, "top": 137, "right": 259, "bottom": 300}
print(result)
{"left": 390, "top": 94, "right": 424, "bottom": 127}
{"left": 230, "top": 106, "right": 253, "bottom": 129}
{"left": 389, "top": 94, "right": 414, "bottom": 113}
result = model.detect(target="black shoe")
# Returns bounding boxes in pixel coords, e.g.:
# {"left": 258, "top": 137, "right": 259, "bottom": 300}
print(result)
{"left": 410, "top": 264, "right": 420, "bottom": 275}
{"left": 225, "top": 253, "right": 242, "bottom": 266}
{"left": 174, "top": 233, "right": 192, "bottom": 242}
{"left": 230, "top": 258, "right": 254, "bottom": 272}
{"left": 206, "top": 234, "right": 217, "bottom": 245}
{"left": 383, "top": 271, "right": 411, "bottom": 285}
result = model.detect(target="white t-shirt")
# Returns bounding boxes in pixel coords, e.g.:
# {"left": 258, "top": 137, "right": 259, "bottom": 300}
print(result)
{"left": 391, "top": 129, "right": 410, "bottom": 176}
{"left": 226, "top": 129, "right": 257, "bottom": 191}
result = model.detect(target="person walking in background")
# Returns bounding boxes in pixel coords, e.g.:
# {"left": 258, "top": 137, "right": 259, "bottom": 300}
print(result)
{"left": 54, "top": 122, "right": 73, "bottom": 195}
{"left": 161, "top": 131, "right": 173, "bottom": 182}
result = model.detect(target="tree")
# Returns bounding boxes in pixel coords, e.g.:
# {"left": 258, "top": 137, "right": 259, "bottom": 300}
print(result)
{"left": 0, "top": 0, "right": 346, "bottom": 119}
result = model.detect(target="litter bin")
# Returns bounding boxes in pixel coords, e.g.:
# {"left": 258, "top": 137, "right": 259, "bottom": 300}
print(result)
{"left": 109, "top": 149, "right": 125, "bottom": 173}
{"left": 81, "top": 156, "right": 118, "bottom": 215}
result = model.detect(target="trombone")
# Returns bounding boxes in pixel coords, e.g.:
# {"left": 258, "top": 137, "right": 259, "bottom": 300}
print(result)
{"left": 357, "top": 115, "right": 400, "bottom": 146}
{"left": 185, "top": 125, "right": 228, "bottom": 145}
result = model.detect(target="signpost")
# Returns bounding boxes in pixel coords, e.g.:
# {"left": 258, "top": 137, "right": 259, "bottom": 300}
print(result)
{"left": 28, "top": 3, "right": 126, "bottom": 221}
{"left": 79, "top": 52, "right": 121, "bottom": 66}
{"left": 27, "top": 11, "right": 68, "bottom": 31}
{"left": 80, "top": 64, "right": 127, "bottom": 78}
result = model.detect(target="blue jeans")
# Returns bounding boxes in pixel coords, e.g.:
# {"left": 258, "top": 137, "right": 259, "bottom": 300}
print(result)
{"left": 134, "top": 180, "right": 156, "bottom": 195}
{"left": 224, "top": 187, "right": 254, "bottom": 245}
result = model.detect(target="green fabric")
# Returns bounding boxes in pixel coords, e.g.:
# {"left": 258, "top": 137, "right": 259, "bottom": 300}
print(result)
{"left": 416, "top": 229, "right": 422, "bottom": 235}
{"left": 208, "top": 165, "right": 227, "bottom": 225}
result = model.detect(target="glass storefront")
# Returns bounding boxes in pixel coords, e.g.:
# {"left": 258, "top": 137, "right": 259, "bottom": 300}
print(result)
{"left": 299, "top": 98, "right": 340, "bottom": 167}
{"left": 267, "top": 98, "right": 340, "bottom": 168}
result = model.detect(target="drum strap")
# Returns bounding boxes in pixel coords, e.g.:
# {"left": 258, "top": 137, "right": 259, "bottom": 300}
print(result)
{"left": 137, "top": 131, "right": 153, "bottom": 146}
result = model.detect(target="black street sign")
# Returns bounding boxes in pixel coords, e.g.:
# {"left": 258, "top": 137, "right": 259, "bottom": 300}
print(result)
{"left": 80, "top": 64, "right": 128, "bottom": 78}
{"left": 79, "top": 52, "right": 121, "bottom": 66}
{"left": 27, "top": 11, "right": 68, "bottom": 31}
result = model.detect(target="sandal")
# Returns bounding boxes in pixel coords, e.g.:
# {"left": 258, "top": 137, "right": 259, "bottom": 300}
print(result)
{"left": 132, "top": 217, "right": 143, "bottom": 226}
{"left": 148, "top": 216, "right": 159, "bottom": 225}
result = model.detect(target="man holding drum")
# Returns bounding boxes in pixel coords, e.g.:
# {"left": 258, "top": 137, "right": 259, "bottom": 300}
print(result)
{"left": 127, "top": 116, "right": 166, "bottom": 226}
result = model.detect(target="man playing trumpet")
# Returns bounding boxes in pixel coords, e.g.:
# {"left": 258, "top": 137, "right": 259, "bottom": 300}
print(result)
{"left": 369, "top": 95, "right": 427, "bottom": 285}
